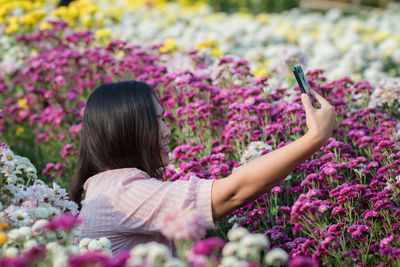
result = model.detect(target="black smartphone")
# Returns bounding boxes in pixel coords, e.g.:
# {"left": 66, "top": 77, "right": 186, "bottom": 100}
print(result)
{"left": 293, "top": 66, "right": 311, "bottom": 95}
{"left": 293, "top": 65, "right": 320, "bottom": 108}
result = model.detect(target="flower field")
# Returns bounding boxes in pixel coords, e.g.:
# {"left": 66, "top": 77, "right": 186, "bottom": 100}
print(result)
{"left": 1, "top": 0, "right": 400, "bottom": 266}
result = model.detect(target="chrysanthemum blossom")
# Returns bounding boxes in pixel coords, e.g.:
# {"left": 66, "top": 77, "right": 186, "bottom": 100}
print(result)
{"left": 227, "top": 227, "right": 249, "bottom": 242}
{"left": 264, "top": 248, "right": 289, "bottom": 265}
{"left": 161, "top": 209, "right": 207, "bottom": 240}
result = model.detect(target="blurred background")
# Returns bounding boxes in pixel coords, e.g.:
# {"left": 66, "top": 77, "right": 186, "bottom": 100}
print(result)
{"left": 58, "top": 0, "right": 400, "bottom": 13}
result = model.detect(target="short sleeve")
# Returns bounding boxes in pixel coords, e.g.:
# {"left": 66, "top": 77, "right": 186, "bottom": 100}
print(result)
{"left": 111, "top": 174, "right": 216, "bottom": 233}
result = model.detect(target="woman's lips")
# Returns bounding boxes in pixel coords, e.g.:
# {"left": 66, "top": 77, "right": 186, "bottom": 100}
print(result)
{"left": 161, "top": 146, "right": 170, "bottom": 153}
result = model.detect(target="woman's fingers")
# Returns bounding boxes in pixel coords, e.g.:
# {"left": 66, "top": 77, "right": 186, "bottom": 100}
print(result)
{"left": 310, "top": 90, "right": 331, "bottom": 108}
{"left": 300, "top": 93, "right": 314, "bottom": 114}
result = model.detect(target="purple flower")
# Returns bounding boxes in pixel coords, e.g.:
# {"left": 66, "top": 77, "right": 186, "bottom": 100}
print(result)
{"left": 318, "top": 205, "right": 328, "bottom": 213}
{"left": 271, "top": 186, "right": 281, "bottom": 193}
{"left": 60, "top": 144, "right": 74, "bottom": 158}
{"left": 362, "top": 210, "right": 384, "bottom": 221}
{"left": 288, "top": 256, "right": 319, "bottom": 267}
{"left": 42, "top": 213, "right": 82, "bottom": 231}
{"left": 192, "top": 237, "right": 225, "bottom": 256}
{"left": 67, "top": 250, "right": 109, "bottom": 267}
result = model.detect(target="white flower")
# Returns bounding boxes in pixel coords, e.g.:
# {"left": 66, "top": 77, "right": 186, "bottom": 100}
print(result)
{"left": 71, "top": 228, "right": 82, "bottom": 238}
{"left": 264, "top": 248, "right": 289, "bottom": 266}
{"left": 99, "top": 237, "right": 111, "bottom": 249}
{"left": 18, "top": 226, "right": 31, "bottom": 237}
{"left": 67, "top": 245, "right": 80, "bottom": 254}
{"left": 32, "top": 219, "right": 48, "bottom": 233}
{"left": 46, "top": 243, "right": 68, "bottom": 267}
{"left": 57, "top": 230, "right": 67, "bottom": 240}
{"left": 7, "top": 229, "right": 21, "bottom": 240}
{"left": 4, "top": 184, "right": 24, "bottom": 202}
{"left": 34, "top": 206, "right": 51, "bottom": 219}
{"left": 45, "top": 231, "right": 57, "bottom": 241}
{"left": 5, "top": 247, "right": 19, "bottom": 257}
{"left": 9, "top": 208, "right": 30, "bottom": 227}
{"left": 164, "top": 258, "right": 185, "bottom": 267}
{"left": 222, "top": 242, "right": 240, "bottom": 256}
{"left": 128, "top": 244, "right": 148, "bottom": 265}
{"left": 147, "top": 242, "right": 171, "bottom": 263}
{"left": 88, "top": 239, "right": 102, "bottom": 250}
{"left": 239, "top": 234, "right": 269, "bottom": 249}
{"left": 220, "top": 256, "right": 248, "bottom": 267}
{"left": 48, "top": 207, "right": 61, "bottom": 216}
{"left": 33, "top": 179, "right": 45, "bottom": 185}
{"left": 52, "top": 182, "right": 68, "bottom": 198}
{"left": 24, "top": 239, "right": 38, "bottom": 250}
{"left": 236, "top": 247, "right": 260, "bottom": 260}
{"left": 1, "top": 149, "right": 18, "bottom": 167}
{"left": 46, "top": 241, "right": 62, "bottom": 252}
{"left": 3, "top": 170, "right": 19, "bottom": 185}
{"left": 227, "top": 227, "right": 248, "bottom": 242}
{"left": 79, "top": 238, "right": 91, "bottom": 248}
{"left": 16, "top": 156, "right": 31, "bottom": 166}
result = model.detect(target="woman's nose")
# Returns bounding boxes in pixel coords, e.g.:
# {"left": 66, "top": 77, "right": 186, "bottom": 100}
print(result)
{"left": 161, "top": 122, "right": 171, "bottom": 138}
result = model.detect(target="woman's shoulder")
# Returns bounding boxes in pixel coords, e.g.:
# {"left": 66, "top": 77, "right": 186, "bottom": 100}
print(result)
{"left": 83, "top": 167, "right": 151, "bottom": 191}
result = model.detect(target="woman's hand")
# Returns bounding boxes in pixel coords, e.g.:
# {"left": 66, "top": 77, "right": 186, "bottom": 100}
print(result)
{"left": 301, "top": 90, "right": 337, "bottom": 145}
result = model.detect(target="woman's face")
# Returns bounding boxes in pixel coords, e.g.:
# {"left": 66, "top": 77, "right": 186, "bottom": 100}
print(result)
{"left": 154, "top": 97, "right": 171, "bottom": 167}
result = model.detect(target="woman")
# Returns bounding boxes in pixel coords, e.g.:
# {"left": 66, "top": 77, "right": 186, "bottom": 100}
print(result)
{"left": 70, "top": 80, "right": 336, "bottom": 255}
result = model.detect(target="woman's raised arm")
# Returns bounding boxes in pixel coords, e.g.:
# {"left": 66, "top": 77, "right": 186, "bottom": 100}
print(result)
{"left": 211, "top": 90, "right": 337, "bottom": 221}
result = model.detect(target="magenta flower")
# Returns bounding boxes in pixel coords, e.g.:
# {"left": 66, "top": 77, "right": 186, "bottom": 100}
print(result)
{"left": 288, "top": 256, "right": 319, "bottom": 267}
{"left": 60, "top": 144, "right": 74, "bottom": 158}
{"left": 318, "top": 205, "right": 328, "bottom": 213}
{"left": 191, "top": 237, "right": 225, "bottom": 256}
{"left": 271, "top": 186, "right": 281, "bottom": 193}
{"left": 42, "top": 213, "right": 82, "bottom": 231}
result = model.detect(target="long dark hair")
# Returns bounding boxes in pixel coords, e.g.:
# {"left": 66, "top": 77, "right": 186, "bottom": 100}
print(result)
{"left": 69, "top": 80, "right": 164, "bottom": 207}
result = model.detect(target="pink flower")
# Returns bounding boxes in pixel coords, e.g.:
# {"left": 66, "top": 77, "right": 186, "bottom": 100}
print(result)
{"left": 318, "top": 205, "right": 328, "bottom": 213}
{"left": 60, "top": 144, "right": 74, "bottom": 158}
{"left": 53, "top": 75, "right": 66, "bottom": 87}
{"left": 161, "top": 209, "right": 208, "bottom": 240}
{"left": 271, "top": 186, "right": 281, "bottom": 193}
{"left": 288, "top": 256, "right": 319, "bottom": 267}
{"left": 42, "top": 213, "right": 82, "bottom": 231}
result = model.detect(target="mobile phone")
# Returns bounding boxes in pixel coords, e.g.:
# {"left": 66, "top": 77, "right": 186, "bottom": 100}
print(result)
{"left": 292, "top": 66, "right": 311, "bottom": 95}
{"left": 292, "top": 66, "right": 320, "bottom": 108}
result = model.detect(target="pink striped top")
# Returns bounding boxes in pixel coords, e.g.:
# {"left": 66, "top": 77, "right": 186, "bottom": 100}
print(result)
{"left": 78, "top": 168, "right": 216, "bottom": 255}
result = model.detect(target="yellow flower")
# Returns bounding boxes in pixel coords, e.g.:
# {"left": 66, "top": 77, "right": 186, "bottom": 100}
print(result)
{"left": 211, "top": 48, "right": 222, "bottom": 58}
{"left": 351, "top": 21, "right": 362, "bottom": 32}
{"left": 39, "top": 22, "right": 53, "bottom": 30}
{"left": 373, "top": 31, "right": 391, "bottom": 43}
{"left": 105, "top": 8, "right": 122, "bottom": 23}
{"left": 195, "top": 40, "right": 222, "bottom": 58}
{"left": 17, "top": 98, "right": 29, "bottom": 110}
{"left": 253, "top": 68, "right": 269, "bottom": 77}
{"left": 255, "top": 13, "right": 268, "bottom": 24}
{"left": 160, "top": 38, "right": 179, "bottom": 53}
{"left": 95, "top": 28, "right": 112, "bottom": 46}
{"left": 0, "top": 231, "right": 7, "bottom": 246}
{"left": 52, "top": 6, "right": 68, "bottom": 18}
{"left": 117, "top": 51, "right": 125, "bottom": 59}
{"left": 124, "top": 0, "right": 167, "bottom": 11}
{"left": 5, "top": 16, "right": 19, "bottom": 34}
{"left": 204, "top": 13, "right": 225, "bottom": 24}
{"left": 15, "top": 127, "right": 24, "bottom": 136}
{"left": 0, "top": 221, "right": 10, "bottom": 231}
{"left": 195, "top": 39, "right": 217, "bottom": 50}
